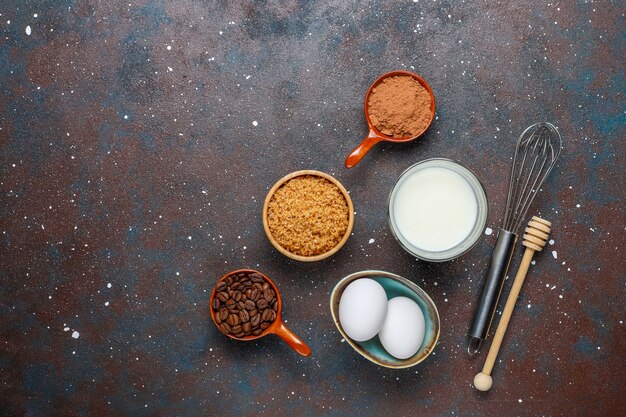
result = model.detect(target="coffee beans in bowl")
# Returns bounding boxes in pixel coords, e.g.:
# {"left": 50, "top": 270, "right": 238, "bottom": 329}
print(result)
{"left": 212, "top": 270, "right": 278, "bottom": 338}
{"left": 262, "top": 170, "right": 354, "bottom": 262}
{"left": 210, "top": 269, "right": 312, "bottom": 356}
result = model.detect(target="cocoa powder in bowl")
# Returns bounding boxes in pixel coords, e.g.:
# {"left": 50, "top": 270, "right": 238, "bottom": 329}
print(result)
{"left": 367, "top": 75, "right": 433, "bottom": 138}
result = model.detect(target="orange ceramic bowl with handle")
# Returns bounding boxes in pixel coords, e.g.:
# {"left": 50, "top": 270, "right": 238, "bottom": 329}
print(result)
{"left": 345, "top": 70, "right": 436, "bottom": 168}
{"left": 210, "top": 269, "right": 311, "bottom": 357}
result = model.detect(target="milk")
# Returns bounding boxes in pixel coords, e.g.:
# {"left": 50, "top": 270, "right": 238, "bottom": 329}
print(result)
{"left": 391, "top": 166, "right": 478, "bottom": 252}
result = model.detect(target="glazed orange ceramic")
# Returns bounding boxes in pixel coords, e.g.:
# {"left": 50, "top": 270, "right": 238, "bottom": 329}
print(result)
{"left": 344, "top": 70, "right": 436, "bottom": 168}
{"left": 210, "top": 269, "right": 311, "bottom": 357}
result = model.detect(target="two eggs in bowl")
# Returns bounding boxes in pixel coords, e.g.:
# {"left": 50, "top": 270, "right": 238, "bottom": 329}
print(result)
{"left": 332, "top": 271, "right": 440, "bottom": 368}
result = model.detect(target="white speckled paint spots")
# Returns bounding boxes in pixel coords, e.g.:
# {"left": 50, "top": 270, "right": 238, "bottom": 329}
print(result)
{"left": 72, "top": 331, "right": 80, "bottom": 339}
{"left": 484, "top": 227, "right": 493, "bottom": 235}
{"left": 25, "top": 25, "right": 31, "bottom": 35}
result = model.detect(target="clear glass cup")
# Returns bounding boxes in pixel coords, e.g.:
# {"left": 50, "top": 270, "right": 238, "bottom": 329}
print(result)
{"left": 388, "top": 158, "right": 488, "bottom": 262}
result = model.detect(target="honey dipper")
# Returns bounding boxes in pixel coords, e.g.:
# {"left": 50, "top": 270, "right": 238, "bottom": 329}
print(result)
{"left": 473, "top": 216, "right": 551, "bottom": 392}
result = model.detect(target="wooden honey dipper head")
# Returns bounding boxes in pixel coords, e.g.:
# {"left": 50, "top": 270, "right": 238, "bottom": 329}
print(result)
{"left": 523, "top": 216, "right": 552, "bottom": 252}
{"left": 474, "top": 216, "right": 552, "bottom": 392}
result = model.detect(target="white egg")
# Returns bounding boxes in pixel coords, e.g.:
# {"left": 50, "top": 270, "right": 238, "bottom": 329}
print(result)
{"left": 378, "top": 297, "right": 426, "bottom": 359}
{"left": 338, "top": 278, "right": 388, "bottom": 342}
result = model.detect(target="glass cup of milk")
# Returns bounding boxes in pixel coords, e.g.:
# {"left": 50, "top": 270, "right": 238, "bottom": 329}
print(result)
{"left": 388, "top": 158, "right": 488, "bottom": 262}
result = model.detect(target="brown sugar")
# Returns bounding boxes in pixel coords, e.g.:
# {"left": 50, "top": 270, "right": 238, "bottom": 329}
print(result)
{"left": 267, "top": 175, "right": 349, "bottom": 257}
{"left": 367, "top": 75, "right": 433, "bottom": 138}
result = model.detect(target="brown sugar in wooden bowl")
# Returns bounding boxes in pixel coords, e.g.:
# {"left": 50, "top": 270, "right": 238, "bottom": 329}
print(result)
{"left": 263, "top": 170, "right": 354, "bottom": 262}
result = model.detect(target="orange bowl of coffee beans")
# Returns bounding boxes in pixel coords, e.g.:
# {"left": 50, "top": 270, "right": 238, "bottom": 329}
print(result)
{"left": 210, "top": 269, "right": 311, "bottom": 356}
{"left": 262, "top": 170, "right": 354, "bottom": 262}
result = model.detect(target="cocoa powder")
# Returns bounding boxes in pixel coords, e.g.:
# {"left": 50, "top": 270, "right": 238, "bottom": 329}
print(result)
{"left": 367, "top": 75, "right": 432, "bottom": 138}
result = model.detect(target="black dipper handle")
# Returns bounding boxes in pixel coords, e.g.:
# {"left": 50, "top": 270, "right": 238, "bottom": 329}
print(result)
{"left": 468, "top": 230, "right": 517, "bottom": 354}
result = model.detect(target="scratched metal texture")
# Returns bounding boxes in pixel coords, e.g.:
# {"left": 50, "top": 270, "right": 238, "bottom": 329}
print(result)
{"left": 0, "top": 1, "right": 624, "bottom": 416}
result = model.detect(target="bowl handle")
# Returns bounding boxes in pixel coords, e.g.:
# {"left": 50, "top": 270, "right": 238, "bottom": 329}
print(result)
{"left": 273, "top": 321, "right": 311, "bottom": 357}
{"left": 344, "top": 130, "right": 384, "bottom": 168}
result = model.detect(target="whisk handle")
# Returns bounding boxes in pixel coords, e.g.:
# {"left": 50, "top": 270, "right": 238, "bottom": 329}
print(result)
{"left": 468, "top": 230, "right": 517, "bottom": 353}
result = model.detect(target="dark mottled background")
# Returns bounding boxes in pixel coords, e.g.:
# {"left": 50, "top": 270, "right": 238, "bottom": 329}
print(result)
{"left": 1, "top": 1, "right": 624, "bottom": 416}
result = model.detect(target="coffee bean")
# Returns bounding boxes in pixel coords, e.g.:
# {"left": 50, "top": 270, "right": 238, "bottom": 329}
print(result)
{"left": 244, "top": 300, "right": 256, "bottom": 310}
{"left": 250, "top": 289, "right": 261, "bottom": 302}
{"left": 260, "top": 322, "right": 270, "bottom": 330}
{"left": 249, "top": 308, "right": 258, "bottom": 317}
{"left": 239, "top": 309, "right": 250, "bottom": 323}
{"left": 252, "top": 328, "right": 263, "bottom": 335}
{"left": 263, "top": 288, "right": 274, "bottom": 302}
{"left": 257, "top": 299, "right": 268, "bottom": 310}
{"left": 251, "top": 314, "right": 261, "bottom": 327}
{"left": 218, "top": 308, "right": 228, "bottom": 321}
{"left": 225, "top": 276, "right": 233, "bottom": 285}
{"left": 233, "top": 291, "right": 242, "bottom": 302}
{"left": 217, "top": 291, "right": 229, "bottom": 302}
{"left": 253, "top": 283, "right": 263, "bottom": 291}
{"left": 225, "top": 298, "right": 236, "bottom": 308}
{"left": 215, "top": 314, "right": 222, "bottom": 324}
{"left": 250, "top": 273, "right": 264, "bottom": 282}
{"left": 241, "top": 294, "right": 247, "bottom": 302}
{"left": 272, "top": 301, "right": 278, "bottom": 311}
{"left": 212, "top": 298, "right": 220, "bottom": 310}
{"left": 262, "top": 282, "right": 270, "bottom": 290}
{"left": 231, "top": 282, "right": 241, "bottom": 290}
{"left": 227, "top": 314, "right": 240, "bottom": 326}
{"left": 231, "top": 325, "right": 242, "bottom": 334}
{"left": 242, "top": 323, "right": 251, "bottom": 334}
{"left": 216, "top": 281, "right": 227, "bottom": 291}
{"left": 237, "top": 301, "right": 246, "bottom": 310}
{"left": 220, "top": 323, "right": 231, "bottom": 334}
{"left": 262, "top": 308, "right": 273, "bottom": 322}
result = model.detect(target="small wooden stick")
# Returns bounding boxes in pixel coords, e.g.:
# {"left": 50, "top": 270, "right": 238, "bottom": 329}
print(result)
{"left": 474, "top": 216, "right": 551, "bottom": 392}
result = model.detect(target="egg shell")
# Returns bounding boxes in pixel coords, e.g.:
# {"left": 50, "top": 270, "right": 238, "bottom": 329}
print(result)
{"left": 378, "top": 296, "right": 425, "bottom": 359}
{"left": 338, "top": 278, "right": 388, "bottom": 342}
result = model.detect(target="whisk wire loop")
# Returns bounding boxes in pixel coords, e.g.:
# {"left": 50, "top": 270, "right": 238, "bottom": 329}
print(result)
{"left": 502, "top": 122, "right": 562, "bottom": 233}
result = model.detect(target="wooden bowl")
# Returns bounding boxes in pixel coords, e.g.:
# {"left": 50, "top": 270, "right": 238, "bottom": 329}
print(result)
{"left": 330, "top": 270, "right": 440, "bottom": 368}
{"left": 262, "top": 170, "right": 354, "bottom": 262}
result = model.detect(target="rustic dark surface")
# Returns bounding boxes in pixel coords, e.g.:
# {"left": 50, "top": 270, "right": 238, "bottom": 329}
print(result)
{"left": 1, "top": 1, "right": 624, "bottom": 416}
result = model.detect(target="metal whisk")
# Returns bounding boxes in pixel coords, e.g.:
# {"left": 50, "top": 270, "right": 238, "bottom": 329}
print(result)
{"left": 468, "top": 122, "right": 562, "bottom": 355}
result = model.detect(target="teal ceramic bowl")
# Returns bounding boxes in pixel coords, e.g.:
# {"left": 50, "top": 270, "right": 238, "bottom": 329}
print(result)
{"left": 330, "top": 270, "right": 440, "bottom": 368}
